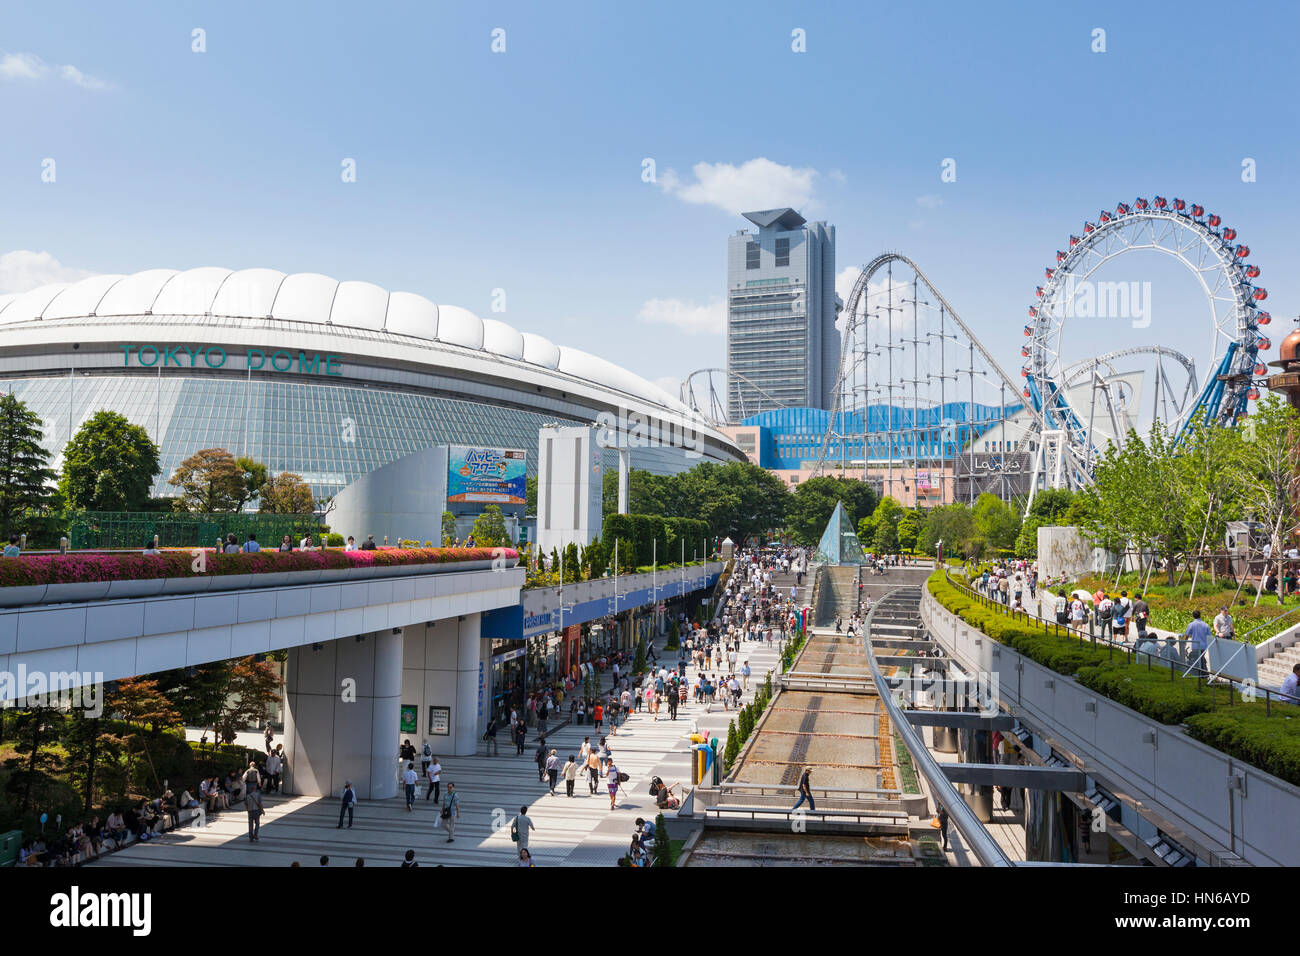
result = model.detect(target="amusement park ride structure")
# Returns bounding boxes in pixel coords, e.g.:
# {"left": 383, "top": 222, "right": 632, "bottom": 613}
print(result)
{"left": 680, "top": 197, "right": 1272, "bottom": 515}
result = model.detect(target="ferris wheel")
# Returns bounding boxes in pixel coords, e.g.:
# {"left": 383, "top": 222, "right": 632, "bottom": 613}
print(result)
{"left": 1023, "top": 196, "right": 1271, "bottom": 483}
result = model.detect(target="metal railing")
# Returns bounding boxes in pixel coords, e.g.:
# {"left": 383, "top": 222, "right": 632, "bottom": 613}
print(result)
{"left": 865, "top": 586, "right": 1014, "bottom": 867}
{"left": 941, "top": 567, "right": 1300, "bottom": 715}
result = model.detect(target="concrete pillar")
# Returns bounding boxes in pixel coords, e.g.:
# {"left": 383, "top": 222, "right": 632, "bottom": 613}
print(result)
{"left": 282, "top": 628, "right": 403, "bottom": 800}
{"left": 455, "top": 613, "right": 482, "bottom": 756}
{"left": 958, "top": 726, "right": 994, "bottom": 823}
{"left": 401, "top": 613, "right": 486, "bottom": 759}
{"left": 618, "top": 447, "right": 630, "bottom": 514}
{"left": 1025, "top": 788, "right": 1065, "bottom": 862}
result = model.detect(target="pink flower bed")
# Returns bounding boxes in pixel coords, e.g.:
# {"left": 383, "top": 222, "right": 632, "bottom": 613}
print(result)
{"left": 0, "top": 547, "right": 517, "bottom": 588}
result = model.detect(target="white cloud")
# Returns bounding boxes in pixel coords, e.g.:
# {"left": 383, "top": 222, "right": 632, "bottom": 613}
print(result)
{"left": 833, "top": 265, "right": 915, "bottom": 330}
{"left": 0, "top": 52, "right": 44, "bottom": 80}
{"left": 0, "top": 52, "right": 110, "bottom": 90}
{"left": 636, "top": 297, "right": 725, "bottom": 335}
{"left": 658, "top": 158, "right": 818, "bottom": 215}
{"left": 915, "top": 194, "right": 943, "bottom": 209}
{"left": 0, "top": 250, "right": 94, "bottom": 294}
{"left": 828, "top": 168, "right": 847, "bottom": 185}
{"left": 60, "top": 64, "right": 109, "bottom": 91}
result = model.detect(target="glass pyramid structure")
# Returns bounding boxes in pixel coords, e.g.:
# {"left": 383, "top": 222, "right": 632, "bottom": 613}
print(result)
{"left": 813, "top": 501, "right": 868, "bottom": 565}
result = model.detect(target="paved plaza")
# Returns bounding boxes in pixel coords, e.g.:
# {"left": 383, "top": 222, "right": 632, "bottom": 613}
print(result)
{"left": 92, "top": 628, "right": 783, "bottom": 867}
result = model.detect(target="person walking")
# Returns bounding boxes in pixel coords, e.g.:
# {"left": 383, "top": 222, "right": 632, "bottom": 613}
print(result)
{"left": 420, "top": 740, "right": 433, "bottom": 778}
{"left": 264, "top": 748, "right": 282, "bottom": 793}
{"left": 534, "top": 738, "right": 549, "bottom": 783}
{"left": 245, "top": 781, "right": 264, "bottom": 842}
{"left": 592, "top": 701, "right": 604, "bottom": 734}
{"left": 514, "top": 719, "right": 527, "bottom": 756}
{"left": 938, "top": 804, "right": 950, "bottom": 851}
{"left": 425, "top": 754, "right": 442, "bottom": 804}
{"left": 402, "top": 762, "right": 419, "bottom": 810}
{"left": 511, "top": 806, "right": 536, "bottom": 851}
{"left": 337, "top": 781, "right": 357, "bottom": 829}
{"left": 741, "top": 660, "right": 751, "bottom": 692}
{"left": 605, "top": 755, "right": 621, "bottom": 810}
{"left": 585, "top": 745, "right": 601, "bottom": 794}
{"left": 562, "top": 754, "right": 578, "bottom": 797}
{"left": 442, "top": 783, "right": 459, "bottom": 842}
{"left": 483, "top": 714, "right": 500, "bottom": 756}
{"left": 791, "top": 767, "right": 816, "bottom": 813}
{"left": 545, "top": 750, "right": 560, "bottom": 795}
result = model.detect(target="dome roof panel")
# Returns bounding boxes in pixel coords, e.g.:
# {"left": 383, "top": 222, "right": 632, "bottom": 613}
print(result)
{"left": 481, "top": 318, "right": 524, "bottom": 360}
{"left": 0, "top": 283, "right": 71, "bottom": 325}
{"left": 42, "top": 274, "right": 127, "bottom": 320}
{"left": 95, "top": 269, "right": 180, "bottom": 316}
{"left": 331, "top": 280, "right": 389, "bottom": 331}
{"left": 520, "top": 332, "right": 560, "bottom": 369}
{"left": 271, "top": 273, "right": 339, "bottom": 325}
{"left": 150, "top": 267, "right": 234, "bottom": 315}
{"left": 384, "top": 291, "right": 438, "bottom": 339}
{"left": 209, "top": 268, "right": 286, "bottom": 318}
{"left": 436, "top": 304, "right": 483, "bottom": 350}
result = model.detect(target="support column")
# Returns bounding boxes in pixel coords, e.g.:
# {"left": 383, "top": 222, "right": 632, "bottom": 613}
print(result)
{"left": 958, "top": 726, "right": 994, "bottom": 823}
{"left": 282, "top": 628, "right": 403, "bottom": 800}
{"left": 369, "top": 629, "right": 403, "bottom": 799}
{"left": 455, "top": 613, "right": 482, "bottom": 756}
{"left": 1025, "top": 788, "right": 1065, "bottom": 861}
{"left": 618, "top": 447, "right": 630, "bottom": 514}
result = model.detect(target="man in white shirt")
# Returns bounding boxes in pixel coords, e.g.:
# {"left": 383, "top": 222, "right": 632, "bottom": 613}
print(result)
{"left": 402, "top": 763, "right": 419, "bottom": 810}
{"left": 1213, "top": 606, "right": 1235, "bottom": 641}
{"left": 299, "top": 535, "right": 315, "bottom": 550}
{"left": 1280, "top": 663, "right": 1300, "bottom": 703}
{"left": 727, "top": 648, "right": 738, "bottom": 673}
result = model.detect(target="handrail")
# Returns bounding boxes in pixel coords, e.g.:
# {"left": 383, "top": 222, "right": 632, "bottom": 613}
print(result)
{"left": 865, "top": 586, "right": 1014, "bottom": 867}
{"left": 942, "top": 567, "right": 1300, "bottom": 714}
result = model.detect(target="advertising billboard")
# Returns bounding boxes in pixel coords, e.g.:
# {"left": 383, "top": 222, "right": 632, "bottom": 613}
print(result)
{"left": 448, "top": 446, "right": 527, "bottom": 504}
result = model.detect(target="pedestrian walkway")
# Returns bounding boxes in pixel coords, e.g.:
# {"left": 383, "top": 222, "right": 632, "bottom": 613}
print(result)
{"left": 94, "top": 619, "right": 782, "bottom": 868}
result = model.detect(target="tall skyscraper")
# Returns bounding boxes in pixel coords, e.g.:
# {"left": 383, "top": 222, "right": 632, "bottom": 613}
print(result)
{"left": 726, "top": 208, "right": 840, "bottom": 422}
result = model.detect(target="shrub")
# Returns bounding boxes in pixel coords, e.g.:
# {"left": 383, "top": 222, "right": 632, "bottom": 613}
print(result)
{"left": 723, "top": 720, "right": 739, "bottom": 770}
{"left": 1186, "top": 708, "right": 1300, "bottom": 787}
{"left": 0, "top": 546, "right": 517, "bottom": 588}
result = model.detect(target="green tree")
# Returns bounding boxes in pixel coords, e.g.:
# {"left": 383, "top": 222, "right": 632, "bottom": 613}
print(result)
{"left": 525, "top": 474, "right": 538, "bottom": 515}
{"left": 470, "top": 504, "right": 509, "bottom": 547}
{"left": 723, "top": 719, "right": 739, "bottom": 770}
{"left": 1240, "top": 394, "right": 1300, "bottom": 604}
{"left": 0, "top": 393, "right": 57, "bottom": 532}
{"left": 259, "top": 472, "right": 315, "bottom": 513}
{"left": 106, "top": 676, "right": 181, "bottom": 793}
{"left": 234, "top": 456, "right": 268, "bottom": 511}
{"left": 919, "top": 502, "right": 977, "bottom": 557}
{"left": 864, "top": 497, "right": 904, "bottom": 553}
{"left": 168, "top": 447, "right": 245, "bottom": 513}
{"left": 441, "top": 511, "right": 458, "bottom": 546}
{"left": 786, "top": 476, "right": 878, "bottom": 545}
{"left": 59, "top": 410, "right": 160, "bottom": 511}
{"left": 1177, "top": 414, "right": 1246, "bottom": 594}
{"left": 972, "top": 493, "right": 1021, "bottom": 556}
{"left": 872, "top": 517, "right": 899, "bottom": 554}
{"left": 896, "top": 508, "right": 924, "bottom": 553}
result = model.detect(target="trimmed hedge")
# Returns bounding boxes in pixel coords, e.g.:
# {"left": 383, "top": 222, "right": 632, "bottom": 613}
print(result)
{"left": 0, "top": 547, "right": 516, "bottom": 588}
{"left": 1185, "top": 708, "right": 1300, "bottom": 786}
{"left": 929, "top": 567, "right": 1300, "bottom": 786}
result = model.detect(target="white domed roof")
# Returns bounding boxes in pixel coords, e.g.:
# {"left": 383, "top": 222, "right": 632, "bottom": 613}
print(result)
{"left": 151, "top": 267, "right": 233, "bottom": 315}
{"left": 271, "top": 273, "right": 337, "bottom": 325}
{"left": 96, "top": 269, "right": 179, "bottom": 315}
{"left": 385, "top": 291, "right": 438, "bottom": 339}
{"left": 44, "top": 274, "right": 126, "bottom": 320}
{"left": 436, "top": 304, "right": 483, "bottom": 350}
{"left": 482, "top": 319, "right": 524, "bottom": 360}
{"left": 0, "top": 265, "right": 699, "bottom": 422}
{"left": 210, "top": 268, "right": 286, "bottom": 318}
{"left": 332, "top": 280, "right": 390, "bottom": 331}
{"left": 521, "top": 332, "right": 560, "bottom": 369}
{"left": 0, "top": 283, "right": 70, "bottom": 324}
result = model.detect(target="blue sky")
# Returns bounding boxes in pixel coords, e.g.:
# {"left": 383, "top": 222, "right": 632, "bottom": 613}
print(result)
{"left": 2, "top": 0, "right": 1297, "bottom": 403}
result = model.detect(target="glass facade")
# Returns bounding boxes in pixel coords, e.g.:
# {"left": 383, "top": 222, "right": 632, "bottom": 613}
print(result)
{"left": 2, "top": 372, "right": 710, "bottom": 499}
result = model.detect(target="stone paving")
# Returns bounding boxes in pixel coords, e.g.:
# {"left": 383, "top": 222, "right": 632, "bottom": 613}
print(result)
{"left": 93, "top": 611, "right": 784, "bottom": 868}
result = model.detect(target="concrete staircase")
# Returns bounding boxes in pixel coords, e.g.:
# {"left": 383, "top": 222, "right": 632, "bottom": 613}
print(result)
{"left": 1258, "top": 644, "right": 1300, "bottom": 688}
